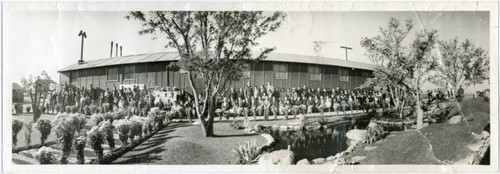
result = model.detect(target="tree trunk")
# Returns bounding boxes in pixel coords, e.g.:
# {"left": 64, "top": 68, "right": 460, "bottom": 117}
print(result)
{"left": 200, "top": 96, "right": 216, "bottom": 137}
{"left": 416, "top": 91, "right": 424, "bottom": 129}
{"left": 33, "top": 107, "right": 41, "bottom": 122}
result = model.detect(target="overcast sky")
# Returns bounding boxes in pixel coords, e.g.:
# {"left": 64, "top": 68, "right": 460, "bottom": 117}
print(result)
{"left": 4, "top": 10, "right": 490, "bottom": 92}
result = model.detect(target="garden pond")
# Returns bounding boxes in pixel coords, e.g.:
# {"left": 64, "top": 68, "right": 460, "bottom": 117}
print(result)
{"left": 262, "top": 117, "right": 412, "bottom": 162}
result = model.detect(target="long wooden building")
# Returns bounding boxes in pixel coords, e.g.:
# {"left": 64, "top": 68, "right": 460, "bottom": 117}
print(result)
{"left": 58, "top": 52, "right": 374, "bottom": 92}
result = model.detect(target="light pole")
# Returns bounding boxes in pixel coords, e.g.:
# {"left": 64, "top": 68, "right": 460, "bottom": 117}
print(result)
{"left": 340, "top": 46, "right": 352, "bottom": 61}
{"left": 78, "top": 30, "right": 87, "bottom": 64}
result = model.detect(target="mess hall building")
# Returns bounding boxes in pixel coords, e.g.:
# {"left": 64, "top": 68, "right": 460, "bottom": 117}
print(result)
{"left": 58, "top": 52, "right": 375, "bottom": 92}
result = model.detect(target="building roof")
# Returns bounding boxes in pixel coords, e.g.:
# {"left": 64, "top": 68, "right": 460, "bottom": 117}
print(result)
{"left": 59, "top": 52, "right": 375, "bottom": 72}
{"left": 12, "top": 83, "right": 22, "bottom": 90}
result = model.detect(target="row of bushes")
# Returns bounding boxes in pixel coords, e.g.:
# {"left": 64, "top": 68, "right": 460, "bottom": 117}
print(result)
{"left": 30, "top": 107, "right": 170, "bottom": 164}
{"left": 12, "top": 119, "right": 52, "bottom": 148}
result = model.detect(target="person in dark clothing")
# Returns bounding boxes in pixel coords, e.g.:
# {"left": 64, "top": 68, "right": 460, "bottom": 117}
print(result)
{"left": 457, "top": 85, "right": 465, "bottom": 102}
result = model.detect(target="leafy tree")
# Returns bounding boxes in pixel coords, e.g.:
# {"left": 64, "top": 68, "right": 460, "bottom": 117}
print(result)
{"left": 126, "top": 11, "right": 285, "bottom": 137}
{"left": 360, "top": 18, "right": 438, "bottom": 129}
{"left": 21, "top": 71, "right": 54, "bottom": 122}
{"left": 429, "top": 38, "right": 489, "bottom": 95}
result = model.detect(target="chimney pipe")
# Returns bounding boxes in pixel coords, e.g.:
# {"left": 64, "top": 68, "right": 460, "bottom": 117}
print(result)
{"left": 120, "top": 46, "right": 123, "bottom": 57}
{"left": 110, "top": 41, "right": 113, "bottom": 58}
{"left": 115, "top": 43, "right": 118, "bottom": 57}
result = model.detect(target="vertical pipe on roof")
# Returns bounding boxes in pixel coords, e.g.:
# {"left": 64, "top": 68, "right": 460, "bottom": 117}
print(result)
{"left": 110, "top": 41, "right": 114, "bottom": 58}
{"left": 120, "top": 46, "right": 123, "bottom": 57}
{"left": 116, "top": 43, "right": 119, "bottom": 57}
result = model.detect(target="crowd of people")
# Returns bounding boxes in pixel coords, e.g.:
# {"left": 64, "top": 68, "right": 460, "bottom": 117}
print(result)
{"left": 43, "top": 82, "right": 464, "bottom": 122}
{"left": 217, "top": 82, "right": 407, "bottom": 121}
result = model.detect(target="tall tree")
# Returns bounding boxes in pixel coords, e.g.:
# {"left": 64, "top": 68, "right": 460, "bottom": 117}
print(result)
{"left": 430, "top": 38, "right": 489, "bottom": 95}
{"left": 21, "top": 71, "right": 54, "bottom": 122}
{"left": 360, "top": 18, "right": 438, "bottom": 129}
{"left": 127, "top": 11, "right": 285, "bottom": 137}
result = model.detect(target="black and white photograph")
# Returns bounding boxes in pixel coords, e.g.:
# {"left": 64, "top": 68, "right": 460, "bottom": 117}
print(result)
{"left": 2, "top": 1, "right": 498, "bottom": 173}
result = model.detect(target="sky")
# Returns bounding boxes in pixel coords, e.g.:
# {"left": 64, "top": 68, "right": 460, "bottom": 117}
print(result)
{"left": 4, "top": 10, "right": 490, "bottom": 93}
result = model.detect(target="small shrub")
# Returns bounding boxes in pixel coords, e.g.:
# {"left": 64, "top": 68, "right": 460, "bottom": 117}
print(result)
{"left": 70, "top": 106, "right": 78, "bottom": 113}
{"left": 65, "top": 106, "right": 71, "bottom": 113}
{"left": 12, "top": 119, "right": 24, "bottom": 148}
{"left": 96, "top": 106, "right": 103, "bottom": 114}
{"left": 114, "top": 120, "right": 131, "bottom": 145}
{"left": 26, "top": 105, "right": 32, "bottom": 113}
{"left": 91, "top": 113, "right": 105, "bottom": 125}
{"left": 36, "top": 119, "right": 52, "bottom": 145}
{"left": 103, "top": 113, "right": 114, "bottom": 123}
{"left": 53, "top": 115, "right": 76, "bottom": 164}
{"left": 233, "top": 140, "right": 261, "bottom": 164}
{"left": 98, "top": 120, "right": 115, "bottom": 149}
{"left": 24, "top": 122, "right": 33, "bottom": 146}
{"left": 83, "top": 105, "right": 91, "bottom": 115}
{"left": 75, "top": 135, "right": 86, "bottom": 164}
{"left": 69, "top": 113, "right": 87, "bottom": 133}
{"left": 40, "top": 105, "right": 46, "bottom": 114}
{"left": 55, "top": 104, "right": 62, "bottom": 114}
{"left": 87, "top": 126, "right": 105, "bottom": 164}
{"left": 112, "top": 110, "right": 126, "bottom": 121}
{"left": 129, "top": 119, "right": 143, "bottom": 142}
{"left": 364, "top": 124, "right": 385, "bottom": 144}
{"left": 90, "top": 105, "right": 98, "bottom": 114}
{"left": 34, "top": 146, "right": 58, "bottom": 164}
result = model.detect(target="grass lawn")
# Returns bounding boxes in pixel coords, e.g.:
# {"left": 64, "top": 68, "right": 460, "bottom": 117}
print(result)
{"left": 113, "top": 122, "right": 267, "bottom": 165}
{"left": 344, "top": 97, "right": 490, "bottom": 164}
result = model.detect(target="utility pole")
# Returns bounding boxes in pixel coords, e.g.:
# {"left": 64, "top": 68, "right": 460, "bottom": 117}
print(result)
{"left": 78, "top": 30, "right": 87, "bottom": 64}
{"left": 340, "top": 46, "right": 352, "bottom": 61}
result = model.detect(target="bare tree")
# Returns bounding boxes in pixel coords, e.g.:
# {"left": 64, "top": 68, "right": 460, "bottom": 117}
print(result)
{"left": 21, "top": 71, "right": 53, "bottom": 122}
{"left": 360, "top": 18, "right": 438, "bottom": 129}
{"left": 127, "top": 11, "right": 285, "bottom": 137}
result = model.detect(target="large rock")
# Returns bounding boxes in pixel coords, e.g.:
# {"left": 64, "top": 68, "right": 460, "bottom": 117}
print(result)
{"left": 258, "top": 150, "right": 294, "bottom": 165}
{"left": 312, "top": 158, "right": 325, "bottom": 164}
{"left": 296, "top": 158, "right": 311, "bottom": 165}
{"left": 448, "top": 115, "right": 462, "bottom": 124}
{"left": 346, "top": 129, "right": 367, "bottom": 143}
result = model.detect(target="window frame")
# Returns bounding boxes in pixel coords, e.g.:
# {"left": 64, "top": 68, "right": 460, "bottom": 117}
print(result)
{"left": 107, "top": 66, "right": 119, "bottom": 81}
{"left": 70, "top": 71, "right": 79, "bottom": 83}
{"left": 273, "top": 63, "right": 288, "bottom": 80}
{"left": 339, "top": 68, "right": 350, "bottom": 82}
{"left": 308, "top": 65, "right": 321, "bottom": 81}
{"left": 123, "top": 65, "right": 135, "bottom": 80}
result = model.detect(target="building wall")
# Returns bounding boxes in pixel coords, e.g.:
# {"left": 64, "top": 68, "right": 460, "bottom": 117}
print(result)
{"left": 60, "top": 61, "right": 373, "bottom": 92}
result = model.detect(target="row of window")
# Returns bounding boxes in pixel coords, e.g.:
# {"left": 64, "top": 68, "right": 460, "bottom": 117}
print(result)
{"left": 70, "top": 65, "right": 135, "bottom": 82}
{"left": 243, "top": 64, "right": 351, "bottom": 82}
{"left": 70, "top": 64, "right": 361, "bottom": 83}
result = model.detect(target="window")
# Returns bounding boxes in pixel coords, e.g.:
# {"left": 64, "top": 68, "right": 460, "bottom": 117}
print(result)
{"left": 309, "top": 65, "right": 321, "bottom": 81}
{"left": 273, "top": 64, "right": 288, "bottom": 80}
{"left": 123, "top": 65, "right": 135, "bottom": 80}
{"left": 339, "top": 69, "right": 349, "bottom": 82}
{"left": 107, "top": 67, "right": 119, "bottom": 81}
{"left": 70, "top": 71, "right": 78, "bottom": 83}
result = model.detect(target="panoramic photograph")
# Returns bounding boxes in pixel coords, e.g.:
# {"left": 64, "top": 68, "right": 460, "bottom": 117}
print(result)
{"left": 3, "top": 2, "right": 493, "bottom": 171}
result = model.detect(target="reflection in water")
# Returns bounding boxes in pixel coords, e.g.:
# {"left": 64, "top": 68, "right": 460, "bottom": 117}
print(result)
{"left": 264, "top": 121, "right": 365, "bottom": 162}
{"left": 263, "top": 118, "right": 410, "bottom": 162}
